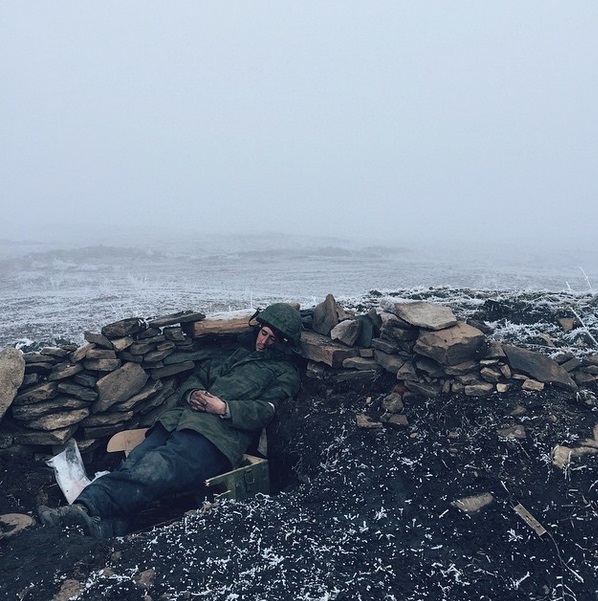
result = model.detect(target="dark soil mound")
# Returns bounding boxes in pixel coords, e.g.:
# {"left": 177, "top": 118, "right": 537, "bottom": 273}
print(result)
{"left": 1, "top": 370, "right": 598, "bottom": 600}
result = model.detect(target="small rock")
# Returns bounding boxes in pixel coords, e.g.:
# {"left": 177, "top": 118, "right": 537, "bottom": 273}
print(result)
{"left": 382, "top": 413, "right": 409, "bottom": 428}
{"left": 342, "top": 357, "right": 380, "bottom": 371}
{"left": 464, "top": 382, "right": 494, "bottom": 396}
{"left": 452, "top": 492, "right": 494, "bottom": 513}
{"left": 480, "top": 366, "right": 502, "bottom": 383}
{"left": 0, "top": 513, "right": 35, "bottom": 540}
{"left": 498, "top": 425, "right": 526, "bottom": 440}
{"left": 406, "top": 381, "right": 441, "bottom": 398}
{"left": 561, "top": 357, "right": 582, "bottom": 372}
{"left": 381, "top": 392, "right": 404, "bottom": 413}
{"left": 522, "top": 379, "right": 544, "bottom": 392}
{"left": 552, "top": 445, "right": 572, "bottom": 469}
{"left": 134, "top": 568, "right": 156, "bottom": 589}
{"left": 370, "top": 338, "right": 399, "bottom": 354}
{"left": 51, "top": 578, "right": 82, "bottom": 601}
{"left": 557, "top": 317, "right": 575, "bottom": 332}
{"left": 355, "top": 414, "right": 383, "bottom": 429}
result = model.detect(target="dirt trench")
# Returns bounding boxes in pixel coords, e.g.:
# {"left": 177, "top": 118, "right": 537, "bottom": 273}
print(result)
{"left": 2, "top": 373, "right": 598, "bottom": 601}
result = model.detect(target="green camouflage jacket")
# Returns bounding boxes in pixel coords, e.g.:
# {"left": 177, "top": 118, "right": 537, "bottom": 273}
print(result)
{"left": 158, "top": 345, "right": 301, "bottom": 467}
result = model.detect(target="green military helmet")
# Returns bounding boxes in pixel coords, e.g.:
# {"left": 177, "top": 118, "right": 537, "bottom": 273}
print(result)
{"left": 254, "top": 303, "right": 302, "bottom": 345}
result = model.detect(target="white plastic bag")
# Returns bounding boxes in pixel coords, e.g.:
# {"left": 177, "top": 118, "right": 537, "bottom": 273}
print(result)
{"left": 46, "top": 439, "right": 92, "bottom": 504}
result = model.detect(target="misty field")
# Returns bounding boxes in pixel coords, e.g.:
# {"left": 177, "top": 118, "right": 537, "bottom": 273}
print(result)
{"left": 0, "top": 239, "right": 596, "bottom": 350}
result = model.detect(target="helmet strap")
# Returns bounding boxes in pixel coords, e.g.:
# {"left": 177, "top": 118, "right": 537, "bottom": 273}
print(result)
{"left": 248, "top": 309, "right": 261, "bottom": 327}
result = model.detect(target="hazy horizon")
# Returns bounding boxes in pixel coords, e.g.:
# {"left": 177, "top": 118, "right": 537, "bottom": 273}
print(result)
{"left": 2, "top": 3, "right": 597, "bottom": 251}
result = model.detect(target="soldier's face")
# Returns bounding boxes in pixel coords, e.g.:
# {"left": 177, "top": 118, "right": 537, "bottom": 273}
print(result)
{"left": 256, "top": 326, "right": 278, "bottom": 351}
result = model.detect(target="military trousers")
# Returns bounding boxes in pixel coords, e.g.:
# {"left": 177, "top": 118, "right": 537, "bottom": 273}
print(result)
{"left": 76, "top": 424, "right": 230, "bottom": 520}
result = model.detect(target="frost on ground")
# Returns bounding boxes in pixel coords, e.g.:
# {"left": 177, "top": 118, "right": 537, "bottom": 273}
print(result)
{"left": 2, "top": 370, "right": 598, "bottom": 600}
{"left": 1, "top": 243, "right": 598, "bottom": 600}
{"left": 1, "top": 241, "right": 597, "bottom": 350}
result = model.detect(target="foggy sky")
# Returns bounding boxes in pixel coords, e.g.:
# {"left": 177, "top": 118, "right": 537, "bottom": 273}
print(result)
{"left": 1, "top": 2, "right": 597, "bottom": 250}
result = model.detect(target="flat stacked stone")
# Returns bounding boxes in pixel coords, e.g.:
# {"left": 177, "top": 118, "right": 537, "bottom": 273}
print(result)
{"left": 1, "top": 299, "right": 594, "bottom": 460}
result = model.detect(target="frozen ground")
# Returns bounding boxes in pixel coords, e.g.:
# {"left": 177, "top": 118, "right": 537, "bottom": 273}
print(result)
{"left": 0, "top": 237, "right": 597, "bottom": 350}
{"left": 2, "top": 236, "right": 598, "bottom": 601}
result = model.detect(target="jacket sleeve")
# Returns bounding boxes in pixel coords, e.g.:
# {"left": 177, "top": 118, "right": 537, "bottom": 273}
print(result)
{"left": 177, "top": 354, "right": 230, "bottom": 402}
{"left": 226, "top": 366, "right": 300, "bottom": 431}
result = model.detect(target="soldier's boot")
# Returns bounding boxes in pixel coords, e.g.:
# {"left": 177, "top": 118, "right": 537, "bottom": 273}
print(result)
{"left": 37, "top": 503, "right": 116, "bottom": 538}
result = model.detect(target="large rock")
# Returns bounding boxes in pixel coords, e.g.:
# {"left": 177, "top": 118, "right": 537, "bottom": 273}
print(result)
{"left": 47, "top": 362, "right": 84, "bottom": 381}
{"left": 312, "top": 294, "right": 339, "bottom": 336}
{"left": 101, "top": 318, "right": 147, "bottom": 339}
{"left": 163, "top": 348, "right": 216, "bottom": 365}
{"left": 13, "top": 425, "right": 77, "bottom": 445}
{"left": 405, "top": 381, "right": 442, "bottom": 398}
{"left": 356, "top": 314, "right": 375, "bottom": 347}
{"left": 83, "top": 331, "right": 114, "bottom": 349}
{"left": 23, "top": 352, "right": 60, "bottom": 365}
{"left": 380, "top": 300, "right": 458, "bottom": 331}
{"left": 373, "top": 350, "right": 405, "bottom": 374}
{"left": 414, "top": 322, "right": 485, "bottom": 366}
{"left": 0, "top": 348, "right": 26, "bottom": 420}
{"left": 148, "top": 361, "right": 196, "bottom": 379}
{"left": 138, "top": 379, "right": 178, "bottom": 415}
{"left": 11, "top": 396, "right": 90, "bottom": 421}
{"left": 371, "top": 338, "right": 399, "bottom": 354}
{"left": 56, "top": 381, "right": 98, "bottom": 401}
{"left": 112, "top": 379, "right": 164, "bottom": 412}
{"left": 83, "top": 358, "right": 122, "bottom": 372}
{"left": 13, "top": 381, "right": 57, "bottom": 405}
{"left": 300, "top": 330, "right": 359, "bottom": 368}
{"left": 25, "top": 408, "right": 90, "bottom": 431}
{"left": 70, "top": 343, "right": 95, "bottom": 363}
{"left": 81, "top": 410, "right": 135, "bottom": 427}
{"left": 503, "top": 345, "right": 577, "bottom": 390}
{"left": 330, "top": 320, "right": 361, "bottom": 346}
{"left": 93, "top": 362, "right": 150, "bottom": 413}
{"left": 148, "top": 310, "right": 206, "bottom": 328}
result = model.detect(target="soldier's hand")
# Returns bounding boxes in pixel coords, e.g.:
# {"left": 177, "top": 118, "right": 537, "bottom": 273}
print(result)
{"left": 188, "top": 390, "right": 227, "bottom": 416}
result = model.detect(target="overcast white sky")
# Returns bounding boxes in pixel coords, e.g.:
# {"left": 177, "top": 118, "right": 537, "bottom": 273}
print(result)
{"left": 1, "top": 2, "right": 597, "bottom": 250}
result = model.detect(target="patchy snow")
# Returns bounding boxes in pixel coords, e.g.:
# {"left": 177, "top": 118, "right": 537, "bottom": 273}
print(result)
{"left": 1, "top": 242, "right": 597, "bottom": 351}
{"left": 1, "top": 240, "right": 598, "bottom": 600}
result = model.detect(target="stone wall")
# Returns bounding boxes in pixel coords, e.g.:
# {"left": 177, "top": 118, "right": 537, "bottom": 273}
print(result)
{"left": 1, "top": 296, "right": 597, "bottom": 458}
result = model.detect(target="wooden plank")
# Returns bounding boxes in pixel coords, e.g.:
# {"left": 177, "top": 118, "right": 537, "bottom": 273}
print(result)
{"left": 513, "top": 503, "right": 547, "bottom": 537}
{"left": 185, "top": 316, "right": 253, "bottom": 339}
